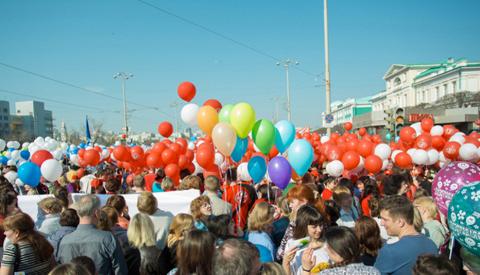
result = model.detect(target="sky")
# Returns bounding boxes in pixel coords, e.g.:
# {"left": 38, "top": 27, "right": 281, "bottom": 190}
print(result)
{"left": 0, "top": 0, "right": 479, "bottom": 134}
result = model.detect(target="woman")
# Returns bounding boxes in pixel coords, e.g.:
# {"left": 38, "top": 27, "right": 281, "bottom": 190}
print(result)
{"left": 106, "top": 195, "right": 130, "bottom": 229}
{"left": 0, "top": 212, "right": 55, "bottom": 274}
{"left": 246, "top": 202, "right": 276, "bottom": 262}
{"left": 36, "top": 197, "right": 63, "bottom": 236}
{"left": 127, "top": 213, "right": 166, "bottom": 275}
{"left": 354, "top": 217, "right": 382, "bottom": 266}
{"left": 190, "top": 195, "right": 212, "bottom": 231}
{"left": 206, "top": 214, "right": 235, "bottom": 244}
{"left": 282, "top": 205, "right": 329, "bottom": 275}
{"left": 358, "top": 177, "right": 379, "bottom": 217}
{"left": 47, "top": 208, "right": 79, "bottom": 260}
{"left": 48, "top": 263, "right": 91, "bottom": 275}
{"left": 413, "top": 197, "right": 446, "bottom": 248}
{"left": 0, "top": 191, "right": 17, "bottom": 256}
{"left": 165, "top": 213, "right": 194, "bottom": 267}
{"left": 301, "top": 226, "right": 380, "bottom": 275}
{"left": 332, "top": 185, "right": 358, "bottom": 228}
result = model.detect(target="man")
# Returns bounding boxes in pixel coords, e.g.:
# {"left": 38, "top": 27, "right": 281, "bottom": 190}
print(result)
{"left": 213, "top": 238, "right": 261, "bottom": 275}
{"left": 57, "top": 194, "right": 127, "bottom": 275}
{"left": 203, "top": 175, "right": 232, "bottom": 216}
{"left": 374, "top": 195, "right": 437, "bottom": 275}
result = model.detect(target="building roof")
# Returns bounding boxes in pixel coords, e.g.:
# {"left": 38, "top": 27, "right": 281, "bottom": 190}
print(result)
{"left": 413, "top": 58, "right": 480, "bottom": 80}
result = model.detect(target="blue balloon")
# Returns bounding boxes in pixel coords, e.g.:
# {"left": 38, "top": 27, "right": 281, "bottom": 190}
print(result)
{"left": 79, "top": 143, "right": 86, "bottom": 149}
{"left": 0, "top": 156, "right": 8, "bottom": 165}
{"left": 275, "top": 120, "right": 296, "bottom": 153}
{"left": 18, "top": 162, "right": 41, "bottom": 187}
{"left": 231, "top": 137, "right": 248, "bottom": 162}
{"left": 72, "top": 148, "right": 79, "bottom": 154}
{"left": 287, "top": 139, "right": 313, "bottom": 177}
{"left": 20, "top": 150, "right": 30, "bottom": 160}
{"left": 248, "top": 156, "right": 267, "bottom": 184}
{"left": 385, "top": 133, "right": 392, "bottom": 141}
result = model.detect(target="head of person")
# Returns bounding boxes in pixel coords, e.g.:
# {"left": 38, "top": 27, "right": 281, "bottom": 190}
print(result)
{"left": 104, "top": 178, "right": 121, "bottom": 194}
{"left": 168, "top": 213, "right": 194, "bottom": 247}
{"left": 248, "top": 202, "right": 275, "bottom": 232}
{"left": 38, "top": 197, "right": 63, "bottom": 215}
{"left": 53, "top": 186, "right": 69, "bottom": 208}
{"left": 176, "top": 230, "right": 216, "bottom": 275}
{"left": 207, "top": 214, "right": 232, "bottom": 240}
{"left": 274, "top": 195, "right": 291, "bottom": 219}
{"left": 354, "top": 216, "right": 382, "bottom": 257}
{"left": 379, "top": 195, "right": 414, "bottom": 237}
{"left": 332, "top": 185, "right": 353, "bottom": 210}
{"left": 368, "top": 196, "right": 381, "bottom": 218}
{"left": 213, "top": 238, "right": 261, "bottom": 275}
{"left": 287, "top": 184, "right": 315, "bottom": 213}
{"left": 127, "top": 213, "right": 156, "bottom": 248}
{"left": 293, "top": 204, "right": 327, "bottom": 241}
{"left": 383, "top": 174, "right": 408, "bottom": 196}
{"left": 106, "top": 195, "right": 127, "bottom": 217}
{"left": 155, "top": 168, "right": 166, "bottom": 181}
{"left": 181, "top": 175, "right": 202, "bottom": 190}
{"left": 324, "top": 226, "right": 360, "bottom": 267}
{"left": 59, "top": 208, "right": 80, "bottom": 227}
{"left": 323, "top": 176, "right": 337, "bottom": 191}
{"left": 256, "top": 184, "right": 274, "bottom": 203}
{"left": 413, "top": 206, "right": 424, "bottom": 233}
{"left": 97, "top": 206, "right": 118, "bottom": 231}
{"left": 71, "top": 256, "right": 96, "bottom": 275}
{"left": 461, "top": 247, "right": 480, "bottom": 275}
{"left": 356, "top": 176, "right": 373, "bottom": 193}
{"left": 137, "top": 192, "right": 158, "bottom": 215}
{"left": 204, "top": 175, "right": 220, "bottom": 192}
{"left": 161, "top": 177, "right": 174, "bottom": 191}
{"left": 75, "top": 194, "right": 101, "bottom": 222}
{"left": 412, "top": 254, "right": 459, "bottom": 275}
{"left": 133, "top": 175, "right": 145, "bottom": 190}
{"left": 0, "top": 191, "right": 17, "bottom": 217}
{"left": 190, "top": 195, "right": 212, "bottom": 220}
{"left": 413, "top": 196, "right": 438, "bottom": 222}
{"left": 260, "top": 262, "right": 286, "bottom": 275}
{"left": 3, "top": 212, "right": 53, "bottom": 261}
{"left": 48, "top": 263, "right": 91, "bottom": 275}
{"left": 338, "top": 178, "right": 355, "bottom": 195}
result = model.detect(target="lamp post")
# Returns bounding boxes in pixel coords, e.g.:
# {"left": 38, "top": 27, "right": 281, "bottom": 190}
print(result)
{"left": 277, "top": 59, "right": 299, "bottom": 122}
{"left": 113, "top": 72, "right": 134, "bottom": 138}
{"left": 324, "top": 0, "right": 332, "bottom": 135}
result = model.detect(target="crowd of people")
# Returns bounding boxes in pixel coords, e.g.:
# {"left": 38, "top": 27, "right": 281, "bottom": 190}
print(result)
{"left": 0, "top": 158, "right": 479, "bottom": 275}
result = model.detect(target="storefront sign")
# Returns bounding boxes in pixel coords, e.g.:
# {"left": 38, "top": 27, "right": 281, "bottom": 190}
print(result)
{"left": 408, "top": 113, "right": 433, "bottom": 122}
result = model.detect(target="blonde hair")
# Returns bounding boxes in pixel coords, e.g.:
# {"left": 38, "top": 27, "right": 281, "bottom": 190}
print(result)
{"left": 204, "top": 175, "right": 220, "bottom": 192}
{"left": 261, "top": 262, "right": 286, "bottom": 275}
{"left": 332, "top": 185, "right": 352, "bottom": 203}
{"left": 161, "top": 177, "right": 174, "bottom": 191}
{"left": 414, "top": 196, "right": 438, "bottom": 220}
{"left": 248, "top": 202, "right": 274, "bottom": 231}
{"left": 413, "top": 206, "right": 424, "bottom": 233}
{"left": 190, "top": 195, "right": 211, "bottom": 220}
{"left": 179, "top": 175, "right": 202, "bottom": 190}
{"left": 38, "top": 197, "right": 63, "bottom": 214}
{"left": 167, "top": 213, "right": 194, "bottom": 248}
{"left": 137, "top": 192, "right": 157, "bottom": 215}
{"left": 127, "top": 213, "right": 156, "bottom": 248}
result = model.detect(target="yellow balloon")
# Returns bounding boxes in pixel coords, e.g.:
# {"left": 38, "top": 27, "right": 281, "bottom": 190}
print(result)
{"left": 212, "top": 122, "right": 237, "bottom": 156}
{"left": 230, "top": 102, "right": 256, "bottom": 138}
{"left": 197, "top": 105, "right": 219, "bottom": 136}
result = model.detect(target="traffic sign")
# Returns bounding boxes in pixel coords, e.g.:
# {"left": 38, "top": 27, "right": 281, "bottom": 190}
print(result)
{"left": 325, "top": 114, "right": 334, "bottom": 123}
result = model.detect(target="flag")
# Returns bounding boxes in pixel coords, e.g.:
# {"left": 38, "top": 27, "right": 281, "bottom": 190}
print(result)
{"left": 85, "top": 116, "right": 91, "bottom": 142}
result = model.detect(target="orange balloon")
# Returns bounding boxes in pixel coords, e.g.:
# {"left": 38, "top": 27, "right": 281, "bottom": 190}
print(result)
{"left": 341, "top": 151, "right": 361, "bottom": 170}
{"left": 421, "top": 118, "right": 434, "bottom": 132}
{"left": 344, "top": 122, "right": 353, "bottom": 131}
{"left": 357, "top": 140, "right": 374, "bottom": 158}
{"left": 395, "top": 152, "right": 412, "bottom": 169}
{"left": 197, "top": 105, "right": 219, "bottom": 136}
{"left": 358, "top": 128, "right": 367, "bottom": 136}
{"left": 113, "top": 145, "right": 130, "bottom": 162}
{"left": 161, "top": 148, "right": 178, "bottom": 165}
{"left": 146, "top": 152, "right": 163, "bottom": 168}
{"left": 365, "top": 155, "right": 383, "bottom": 174}
{"left": 443, "top": 141, "right": 461, "bottom": 160}
{"left": 165, "top": 163, "right": 180, "bottom": 179}
{"left": 400, "top": 127, "right": 416, "bottom": 144}
{"left": 196, "top": 147, "right": 215, "bottom": 169}
{"left": 83, "top": 149, "right": 100, "bottom": 166}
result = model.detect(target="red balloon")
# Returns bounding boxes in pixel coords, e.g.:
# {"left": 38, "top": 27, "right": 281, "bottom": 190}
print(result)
{"left": 152, "top": 142, "right": 166, "bottom": 155}
{"left": 31, "top": 150, "right": 53, "bottom": 167}
{"left": 341, "top": 151, "right": 361, "bottom": 170}
{"left": 357, "top": 140, "right": 374, "bottom": 158}
{"left": 346, "top": 139, "right": 358, "bottom": 152}
{"left": 465, "top": 136, "right": 480, "bottom": 147}
{"left": 268, "top": 145, "right": 279, "bottom": 159}
{"left": 203, "top": 164, "right": 221, "bottom": 180}
{"left": 165, "top": 163, "right": 180, "bottom": 179}
{"left": 421, "top": 118, "right": 434, "bottom": 132}
{"left": 178, "top": 155, "right": 189, "bottom": 169}
{"left": 169, "top": 143, "right": 182, "bottom": 155}
{"left": 400, "top": 127, "right": 416, "bottom": 144}
{"left": 158, "top": 121, "right": 173, "bottom": 138}
{"left": 358, "top": 128, "right": 367, "bottom": 137}
{"left": 187, "top": 163, "right": 196, "bottom": 174}
{"left": 330, "top": 133, "right": 340, "bottom": 143}
{"left": 371, "top": 134, "right": 382, "bottom": 144}
{"left": 185, "top": 149, "right": 195, "bottom": 162}
{"left": 203, "top": 99, "right": 222, "bottom": 112}
{"left": 443, "top": 141, "right": 461, "bottom": 160}
{"left": 344, "top": 122, "right": 353, "bottom": 131}
{"left": 161, "top": 149, "right": 178, "bottom": 165}
{"left": 177, "top": 81, "right": 196, "bottom": 102}
{"left": 146, "top": 152, "right": 163, "bottom": 168}
{"left": 78, "top": 149, "right": 85, "bottom": 158}
{"left": 327, "top": 145, "right": 344, "bottom": 161}
{"left": 83, "top": 149, "right": 100, "bottom": 166}
{"left": 113, "top": 145, "right": 131, "bottom": 162}
{"left": 196, "top": 147, "right": 215, "bottom": 169}
{"left": 365, "top": 155, "right": 383, "bottom": 174}
{"left": 395, "top": 152, "right": 412, "bottom": 169}
{"left": 443, "top": 125, "right": 457, "bottom": 140}
{"left": 94, "top": 146, "right": 102, "bottom": 153}
{"left": 415, "top": 134, "right": 432, "bottom": 150}
{"left": 175, "top": 138, "right": 188, "bottom": 154}
{"left": 130, "top": 146, "right": 144, "bottom": 160}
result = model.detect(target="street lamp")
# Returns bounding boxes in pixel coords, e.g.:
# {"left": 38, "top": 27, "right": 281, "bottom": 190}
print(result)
{"left": 323, "top": 0, "right": 332, "bottom": 135}
{"left": 277, "top": 59, "right": 299, "bottom": 122}
{"left": 113, "top": 72, "right": 134, "bottom": 138}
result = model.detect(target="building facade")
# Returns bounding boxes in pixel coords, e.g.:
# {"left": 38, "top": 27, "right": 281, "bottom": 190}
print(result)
{"left": 323, "top": 96, "right": 372, "bottom": 128}
{"left": 14, "top": 101, "right": 54, "bottom": 138}
{"left": 0, "top": 101, "right": 10, "bottom": 138}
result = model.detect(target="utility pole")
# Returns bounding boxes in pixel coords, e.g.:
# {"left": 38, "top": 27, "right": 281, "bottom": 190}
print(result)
{"left": 324, "top": 0, "right": 332, "bottom": 135}
{"left": 113, "top": 72, "right": 134, "bottom": 138}
{"left": 277, "top": 59, "right": 299, "bottom": 122}
{"left": 170, "top": 101, "right": 180, "bottom": 136}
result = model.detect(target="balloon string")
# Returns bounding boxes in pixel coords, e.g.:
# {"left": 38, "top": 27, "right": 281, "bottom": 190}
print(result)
{"left": 448, "top": 236, "right": 454, "bottom": 260}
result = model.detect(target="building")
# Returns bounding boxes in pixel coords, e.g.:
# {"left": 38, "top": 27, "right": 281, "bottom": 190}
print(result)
{"left": 0, "top": 101, "right": 10, "bottom": 138}
{"left": 322, "top": 96, "right": 372, "bottom": 129}
{"left": 15, "top": 101, "right": 54, "bottom": 138}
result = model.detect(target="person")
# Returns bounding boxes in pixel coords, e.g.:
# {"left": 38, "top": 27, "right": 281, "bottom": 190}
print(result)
{"left": 206, "top": 214, "right": 235, "bottom": 244}
{"left": 203, "top": 175, "right": 232, "bottom": 216}
{"left": 127, "top": 213, "right": 165, "bottom": 275}
{"left": 190, "top": 195, "right": 212, "bottom": 231}
{"left": 104, "top": 178, "right": 122, "bottom": 194}
{"left": 413, "top": 197, "right": 446, "bottom": 248}
{"left": 71, "top": 256, "right": 97, "bottom": 275}
{"left": 137, "top": 192, "right": 174, "bottom": 250}
{"left": 460, "top": 247, "right": 480, "bottom": 275}
{"left": 53, "top": 186, "right": 69, "bottom": 209}
{"left": 166, "top": 213, "right": 194, "bottom": 267}
{"left": 179, "top": 175, "right": 202, "bottom": 191}
{"left": 332, "top": 185, "right": 358, "bottom": 228}
{"left": 133, "top": 174, "right": 147, "bottom": 193}
{"left": 354, "top": 216, "right": 382, "bottom": 266}
{"left": 48, "top": 263, "right": 91, "bottom": 275}
{"left": 161, "top": 177, "right": 175, "bottom": 192}
{"left": 368, "top": 196, "right": 397, "bottom": 244}
{"left": 261, "top": 262, "right": 287, "bottom": 275}
{"left": 412, "top": 254, "right": 459, "bottom": 275}
{"left": 213, "top": 238, "right": 261, "bottom": 275}
{"left": 36, "top": 197, "right": 63, "bottom": 236}
{"left": 0, "top": 191, "right": 17, "bottom": 257}
{"left": 359, "top": 177, "right": 380, "bottom": 217}
{"left": 106, "top": 195, "right": 130, "bottom": 230}
{"left": 272, "top": 196, "right": 291, "bottom": 247}
{"left": 57, "top": 194, "right": 127, "bottom": 275}
{"left": 305, "top": 226, "right": 380, "bottom": 274}
{"left": 169, "top": 230, "right": 216, "bottom": 275}
{"left": 47, "top": 208, "right": 79, "bottom": 260}
{"left": 246, "top": 202, "right": 276, "bottom": 262}
{"left": 374, "top": 195, "right": 437, "bottom": 275}
{"left": 150, "top": 169, "right": 165, "bottom": 192}
{"left": 0, "top": 212, "right": 55, "bottom": 274}
{"left": 320, "top": 177, "right": 337, "bottom": 201}
{"left": 382, "top": 174, "right": 408, "bottom": 196}
{"left": 252, "top": 184, "right": 275, "bottom": 209}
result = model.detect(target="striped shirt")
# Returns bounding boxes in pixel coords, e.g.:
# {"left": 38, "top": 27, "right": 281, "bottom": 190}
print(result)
{"left": 1, "top": 242, "right": 53, "bottom": 275}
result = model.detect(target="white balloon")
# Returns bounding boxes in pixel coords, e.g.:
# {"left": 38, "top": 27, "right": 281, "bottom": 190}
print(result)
{"left": 29, "top": 144, "right": 40, "bottom": 155}
{"left": 6, "top": 141, "right": 15, "bottom": 149}
{"left": 46, "top": 140, "right": 58, "bottom": 151}
{"left": 411, "top": 122, "right": 422, "bottom": 137}
{"left": 41, "top": 159, "right": 63, "bottom": 182}
{"left": 391, "top": 150, "right": 402, "bottom": 161}
{"left": 412, "top": 149, "right": 428, "bottom": 165}
{"left": 381, "top": 159, "right": 389, "bottom": 171}
{"left": 320, "top": 136, "right": 330, "bottom": 144}
{"left": 426, "top": 149, "right": 439, "bottom": 165}
{"left": 10, "top": 150, "right": 20, "bottom": 160}
{"left": 52, "top": 150, "right": 63, "bottom": 160}
{"left": 22, "top": 142, "right": 30, "bottom": 149}
{"left": 34, "top": 137, "right": 45, "bottom": 147}
{"left": 430, "top": 125, "right": 444, "bottom": 136}
{"left": 6, "top": 160, "right": 15, "bottom": 166}
{"left": 407, "top": 148, "right": 417, "bottom": 158}
{"left": 449, "top": 134, "right": 465, "bottom": 144}
{"left": 180, "top": 103, "right": 199, "bottom": 126}
{"left": 69, "top": 154, "right": 79, "bottom": 165}
{"left": 0, "top": 139, "right": 5, "bottom": 151}
{"left": 187, "top": 142, "right": 195, "bottom": 150}
{"left": 459, "top": 143, "right": 477, "bottom": 161}
{"left": 326, "top": 160, "right": 344, "bottom": 177}
{"left": 374, "top": 143, "right": 391, "bottom": 160}
{"left": 4, "top": 171, "right": 17, "bottom": 184}
{"left": 237, "top": 162, "right": 251, "bottom": 182}
{"left": 214, "top": 152, "right": 224, "bottom": 167}
{"left": 101, "top": 149, "right": 110, "bottom": 160}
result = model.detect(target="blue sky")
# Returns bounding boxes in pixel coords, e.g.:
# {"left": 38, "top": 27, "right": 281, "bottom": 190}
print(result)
{"left": 0, "top": 0, "right": 479, "bottom": 134}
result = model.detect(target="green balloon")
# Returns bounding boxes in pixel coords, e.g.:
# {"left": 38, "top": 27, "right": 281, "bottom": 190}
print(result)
{"left": 219, "top": 104, "right": 234, "bottom": 123}
{"left": 252, "top": 119, "right": 275, "bottom": 155}
{"left": 385, "top": 133, "right": 392, "bottom": 141}
{"left": 282, "top": 182, "right": 296, "bottom": 196}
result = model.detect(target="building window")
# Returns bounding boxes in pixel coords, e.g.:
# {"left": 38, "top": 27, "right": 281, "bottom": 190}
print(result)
{"left": 444, "top": 84, "right": 448, "bottom": 95}
{"left": 3, "top": 108, "right": 7, "bottom": 113}
{"left": 435, "top": 87, "right": 439, "bottom": 101}
{"left": 452, "top": 81, "right": 457, "bottom": 93}
{"left": 394, "top": 77, "right": 401, "bottom": 86}
{"left": 404, "top": 94, "right": 407, "bottom": 106}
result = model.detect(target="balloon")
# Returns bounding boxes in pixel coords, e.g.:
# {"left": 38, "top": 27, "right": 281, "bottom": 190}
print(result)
{"left": 158, "top": 121, "right": 173, "bottom": 138}
{"left": 177, "top": 81, "right": 196, "bottom": 102}
{"left": 395, "top": 152, "right": 412, "bottom": 169}
{"left": 267, "top": 156, "right": 292, "bottom": 189}
{"left": 357, "top": 140, "right": 374, "bottom": 158}
{"left": 364, "top": 155, "right": 383, "bottom": 174}
{"left": 197, "top": 105, "right": 219, "bottom": 136}
{"left": 40, "top": 159, "right": 62, "bottom": 182}
{"left": 230, "top": 102, "right": 256, "bottom": 138}
{"left": 326, "top": 160, "right": 344, "bottom": 177}
{"left": 247, "top": 156, "right": 267, "bottom": 184}
{"left": 374, "top": 143, "right": 391, "bottom": 160}
{"left": 427, "top": 149, "right": 439, "bottom": 165}
{"left": 203, "top": 99, "right": 222, "bottom": 112}
{"left": 165, "top": 163, "right": 180, "bottom": 179}
{"left": 431, "top": 136, "right": 446, "bottom": 151}
{"left": 288, "top": 139, "right": 314, "bottom": 177}
{"left": 443, "top": 125, "right": 457, "bottom": 139}
{"left": 17, "top": 162, "right": 41, "bottom": 187}
{"left": 412, "top": 149, "right": 428, "bottom": 165}
{"left": 196, "top": 147, "right": 215, "bottom": 169}
{"left": 0, "top": 156, "right": 7, "bottom": 165}
{"left": 231, "top": 137, "right": 248, "bottom": 162}
{"left": 421, "top": 118, "right": 434, "bottom": 132}
{"left": 385, "top": 132, "right": 392, "bottom": 141}
{"left": 219, "top": 104, "right": 234, "bottom": 123}
{"left": 341, "top": 151, "right": 360, "bottom": 170}
{"left": 236, "top": 162, "right": 251, "bottom": 182}
{"left": 358, "top": 128, "right": 367, "bottom": 136}
{"left": 448, "top": 182, "right": 480, "bottom": 256}
{"left": 146, "top": 152, "right": 163, "bottom": 168}
{"left": 252, "top": 119, "right": 276, "bottom": 155}
{"left": 30, "top": 150, "right": 53, "bottom": 167}
{"left": 326, "top": 145, "right": 343, "bottom": 161}
{"left": 180, "top": 103, "right": 199, "bottom": 126}
{"left": 211, "top": 123, "right": 237, "bottom": 156}
{"left": 344, "top": 122, "right": 353, "bottom": 131}
{"left": 400, "top": 127, "right": 417, "bottom": 144}
{"left": 113, "top": 145, "right": 130, "bottom": 162}
{"left": 430, "top": 125, "right": 444, "bottom": 136}
{"left": 459, "top": 143, "right": 478, "bottom": 161}
{"left": 432, "top": 161, "right": 480, "bottom": 215}
{"left": 0, "top": 139, "right": 5, "bottom": 151}
{"left": 161, "top": 149, "right": 178, "bottom": 165}
{"left": 274, "top": 120, "right": 296, "bottom": 153}
{"left": 83, "top": 149, "right": 100, "bottom": 166}
{"left": 450, "top": 134, "right": 465, "bottom": 145}
{"left": 415, "top": 134, "right": 432, "bottom": 150}
{"left": 443, "top": 141, "right": 461, "bottom": 160}
{"left": 214, "top": 153, "right": 224, "bottom": 167}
